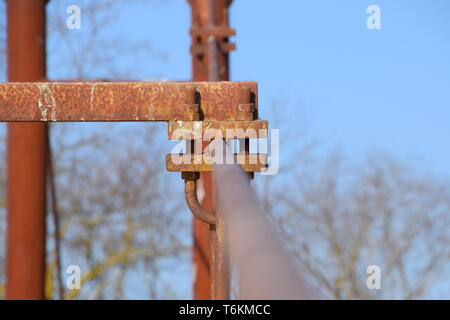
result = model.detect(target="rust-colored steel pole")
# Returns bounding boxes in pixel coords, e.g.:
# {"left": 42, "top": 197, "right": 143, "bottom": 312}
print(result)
{"left": 189, "top": 0, "right": 232, "bottom": 300}
{"left": 6, "top": 0, "right": 48, "bottom": 300}
{"left": 206, "top": 0, "right": 229, "bottom": 301}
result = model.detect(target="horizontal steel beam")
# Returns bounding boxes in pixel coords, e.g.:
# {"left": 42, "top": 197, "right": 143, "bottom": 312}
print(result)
{"left": 0, "top": 81, "right": 258, "bottom": 122}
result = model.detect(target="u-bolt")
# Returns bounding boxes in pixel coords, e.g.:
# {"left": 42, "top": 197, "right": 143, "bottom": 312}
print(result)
{"left": 181, "top": 86, "right": 216, "bottom": 224}
{"left": 182, "top": 172, "right": 216, "bottom": 225}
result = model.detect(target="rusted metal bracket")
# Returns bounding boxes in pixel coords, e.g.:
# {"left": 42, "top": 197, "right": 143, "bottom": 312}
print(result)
{"left": 166, "top": 84, "right": 267, "bottom": 173}
{"left": 165, "top": 84, "right": 267, "bottom": 237}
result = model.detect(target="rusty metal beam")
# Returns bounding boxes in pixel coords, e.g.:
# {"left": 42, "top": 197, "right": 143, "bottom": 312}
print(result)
{"left": 6, "top": 0, "right": 48, "bottom": 300}
{"left": 0, "top": 81, "right": 257, "bottom": 122}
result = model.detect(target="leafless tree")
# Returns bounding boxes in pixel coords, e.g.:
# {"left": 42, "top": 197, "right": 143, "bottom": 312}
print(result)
{"left": 254, "top": 104, "right": 450, "bottom": 299}
{"left": 47, "top": 123, "right": 189, "bottom": 299}
{"left": 46, "top": 0, "right": 167, "bottom": 79}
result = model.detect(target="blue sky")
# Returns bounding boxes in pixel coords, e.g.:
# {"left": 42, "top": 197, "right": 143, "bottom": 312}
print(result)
{"left": 104, "top": 0, "right": 450, "bottom": 175}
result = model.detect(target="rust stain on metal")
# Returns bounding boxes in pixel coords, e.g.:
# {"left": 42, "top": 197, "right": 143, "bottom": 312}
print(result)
{"left": 37, "top": 82, "right": 57, "bottom": 121}
{"left": 0, "top": 81, "right": 258, "bottom": 122}
{"left": 168, "top": 120, "right": 268, "bottom": 140}
{"left": 166, "top": 154, "right": 268, "bottom": 172}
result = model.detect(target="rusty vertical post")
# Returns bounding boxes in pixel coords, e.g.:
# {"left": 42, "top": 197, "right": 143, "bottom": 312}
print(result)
{"left": 206, "top": 0, "right": 229, "bottom": 301}
{"left": 189, "top": 0, "right": 232, "bottom": 300}
{"left": 6, "top": 0, "right": 48, "bottom": 300}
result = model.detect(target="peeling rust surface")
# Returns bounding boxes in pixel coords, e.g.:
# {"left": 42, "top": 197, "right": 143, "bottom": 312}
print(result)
{"left": 168, "top": 119, "right": 268, "bottom": 140}
{"left": 0, "top": 81, "right": 258, "bottom": 122}
{"left": 166, "top": 154, "right": 268, "bottom": 172}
